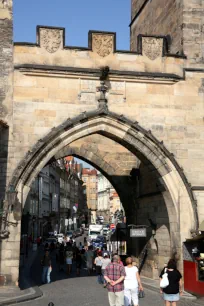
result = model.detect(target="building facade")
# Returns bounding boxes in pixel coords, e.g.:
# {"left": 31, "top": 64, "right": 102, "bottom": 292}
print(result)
{"left": 109, "top": 191, "right": 122, "bottom": 222}
{"left": 0, "top": 0, "right": 204, "bottom": 290}
{"left": 82, "top": 169, "right": 97, "bottom": 223}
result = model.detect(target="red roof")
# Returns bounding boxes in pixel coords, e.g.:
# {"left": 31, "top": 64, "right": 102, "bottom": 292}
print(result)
{"left": 65, "top": 156, "right": 74, "bottom": 162}
{"left": 110, "top": 192, "right": 119, "bottom": 199}
{"left": 82, "top": 168, "right": 97, "bottom": 175}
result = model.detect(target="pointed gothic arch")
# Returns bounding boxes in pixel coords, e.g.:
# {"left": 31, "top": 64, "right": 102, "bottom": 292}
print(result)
{"left": 8, "top": 108, "right": 197, "bottom": 247}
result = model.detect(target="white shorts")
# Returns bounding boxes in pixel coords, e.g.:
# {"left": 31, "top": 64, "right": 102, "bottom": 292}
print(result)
{"left": 124, "top": 288, "right": 139, "bottom": 306}
{"left": 66, "top": 258, "right": 72, "bottom": 265}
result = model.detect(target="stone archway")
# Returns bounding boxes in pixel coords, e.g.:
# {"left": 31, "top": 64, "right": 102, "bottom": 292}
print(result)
{"left": 2, "top": 108, "right": 197, "bottom": 284}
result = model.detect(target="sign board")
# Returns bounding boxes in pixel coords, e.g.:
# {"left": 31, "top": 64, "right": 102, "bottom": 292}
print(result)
{"left": 110, "top": 224, "right": 116, "bottom": 229}
{"left": 130, "top": 228, "right": 147, "bottom": 238}
{"left": 65, "top": 219, "right": 68, "bottom": 226}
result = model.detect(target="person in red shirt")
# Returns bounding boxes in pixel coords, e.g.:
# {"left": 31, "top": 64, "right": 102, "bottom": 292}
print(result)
{"left": 104, "top": 255, "right": 126, "bottom": 306}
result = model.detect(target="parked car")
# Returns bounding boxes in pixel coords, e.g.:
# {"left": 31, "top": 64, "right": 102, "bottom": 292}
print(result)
{"left": 103, "top": 228, "right": 110, "bottom": 236}
{"left": 97, "top": 235, "right": 106, "bottom": 242}
{"left": 92, "top": 237, "right": 105, "bottom": 249}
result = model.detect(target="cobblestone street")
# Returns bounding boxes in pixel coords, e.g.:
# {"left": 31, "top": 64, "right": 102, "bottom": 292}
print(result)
{"left": 16, "top": 246, "right": 202, "bottom": 306}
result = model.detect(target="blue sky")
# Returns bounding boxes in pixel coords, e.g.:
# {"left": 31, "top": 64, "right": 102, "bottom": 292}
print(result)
{"left": 75, "top": 158, "right": 93, "bottom": 169}
{"left": 13, "top": 0, "right": 131, "bottom": 50}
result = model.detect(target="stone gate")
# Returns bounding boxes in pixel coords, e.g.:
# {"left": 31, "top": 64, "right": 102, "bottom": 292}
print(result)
{"left": 0, "top": 0, "right": 204, "bottom": 285}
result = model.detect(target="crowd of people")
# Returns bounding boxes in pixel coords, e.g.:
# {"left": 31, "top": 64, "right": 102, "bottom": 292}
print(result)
{"left": 41, "top": 240, "right": 183, "bottom": 306}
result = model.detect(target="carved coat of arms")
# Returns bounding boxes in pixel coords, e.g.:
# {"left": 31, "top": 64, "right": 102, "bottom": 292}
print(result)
{"left": 142, "top": 37, "right": 163, "bottom": 60}
{"left": 40, "top": 29, "right": 62, "bottom": 53}
{"left": 92, "top": 34, "right": 113, "bottom": 57}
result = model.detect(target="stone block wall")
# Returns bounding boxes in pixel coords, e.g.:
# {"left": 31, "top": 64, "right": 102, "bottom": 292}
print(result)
{"left": 0, "top": 0, "right": 13, "bottom": 203}
{"left": 0, "top": 0, "right": 13, "bottom": 120}
{"left": 131, "top": 0, "right": 204, "bottom": 66}
{"left": 0, "top": 0, "right": 18, "bottom": 286}
{"left": 183, "top": 0, "right": 204, "bottom": 66}
{"left": 135, "top": 163, "right": 171, "bottom": 277}
{"left": 130, "top": 0, "right": 183, "bottom": 54}
{"left": 131, "top": 0, "right": 146, "bottom": 20}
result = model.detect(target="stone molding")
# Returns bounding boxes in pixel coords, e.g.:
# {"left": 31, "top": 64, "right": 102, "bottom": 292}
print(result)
{"left": 14, "top": 64, "right": 183, "bottom": 84}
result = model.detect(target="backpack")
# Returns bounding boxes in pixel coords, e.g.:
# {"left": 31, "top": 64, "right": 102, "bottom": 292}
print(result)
{"left": 160, "top": 268, "right": 169, "bottom": 288}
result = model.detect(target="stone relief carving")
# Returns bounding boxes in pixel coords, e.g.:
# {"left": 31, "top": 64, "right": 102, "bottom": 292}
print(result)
{"left": 40, "top": 28, "right": 62, "bottom": 53}
{"left": 1, "top": 0, "right": 12, "bottom": 9}
{"left": 142, "top": 37, "right": 163, "bottom": 60}
{"left": 92, "top": 34, "right": 114, "bottom": 57}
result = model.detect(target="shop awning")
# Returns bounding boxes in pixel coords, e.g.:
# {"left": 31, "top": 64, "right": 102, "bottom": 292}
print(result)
{"left": 185, "top": 234, "right": 204, "bottom": 242}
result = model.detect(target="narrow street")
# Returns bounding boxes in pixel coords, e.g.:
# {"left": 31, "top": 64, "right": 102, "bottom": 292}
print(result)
{"left": 16, "top": 240, "right": 200, "bottom": 306}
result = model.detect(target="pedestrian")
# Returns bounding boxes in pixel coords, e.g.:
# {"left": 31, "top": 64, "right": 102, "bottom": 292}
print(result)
{"left": 131, "top": 256, "right": 138, "bottom": 267}
{"left": 85, "top": 245, "right": 94, "bottom": 275}
{"left": 75, "top": 247, "right": 82, "bottom": 276}
{"left": 28, "top": 234, "right": 32, "bottom": 248}
{"left": 104, "top": 254, "right": 126, "bottom": 306}
{"left": 124, "top": 257, "right": 143, "bottom": 306}
{"left": 102, "top": 246, "right": 110, "bottom": 257}
{"left": 44, "top": 242, "right": 49, "bottom": 251}
{"left": 65, "top": 242, "right": 73, "bottom": 276}
{"left": 37, "top": 236, "right": 41, "bottom": 247}
{"left": 41, "top": 250, "right": 52, "bottom": 284}
{"left": 102, "top": 253, "right": 111, "bottom": 287}
{"left": 58, "top": 244, "right": 65, "bottom": 271}
{"left": 94, "top": 250, "right": 103, "bottom": 284}
{"left": 80, "top": 246, "right": 86, "bottom": 268}
{"left": 160, "top": 259, "right": 183, "bottom": 306}
{"left": 113, "top": 253, "right": 123, "bottom": 266}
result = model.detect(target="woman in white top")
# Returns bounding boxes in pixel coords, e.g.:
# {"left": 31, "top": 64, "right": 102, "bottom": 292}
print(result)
{"left": 124, "top": 257, "right": 143, "bottom": 306}
{"left": 101, "top": 254, "right": 111, "bottom": 287}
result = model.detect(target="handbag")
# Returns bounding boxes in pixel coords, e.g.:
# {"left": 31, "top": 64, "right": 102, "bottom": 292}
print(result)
{"left": 160, "top": 268, "right": 169, "bottom": 288}
{"left": 138, "top": 290, "right": 145, "bottom": 298}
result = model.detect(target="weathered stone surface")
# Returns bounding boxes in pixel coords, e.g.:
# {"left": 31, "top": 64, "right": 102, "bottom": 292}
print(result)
{"left": 92, "top": 33, "right": 114, "bottom": 57}
{"left": 131, "top": 0, "right": 204, "bottom": 65}
{"left": 0, "top": 0, "right": 204, "bottom": 287}
{"left": 130, "top": 0, "right": 183, "bottom": 54}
